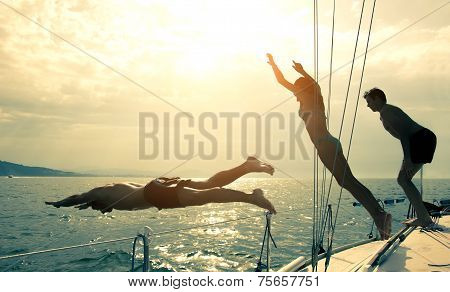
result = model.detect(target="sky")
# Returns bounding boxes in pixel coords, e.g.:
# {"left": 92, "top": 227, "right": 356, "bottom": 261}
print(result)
{"left": 0, "top": 0, "right": 449, "bottom": 178}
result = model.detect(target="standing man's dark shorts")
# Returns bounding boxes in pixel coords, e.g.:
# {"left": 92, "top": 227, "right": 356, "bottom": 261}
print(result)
{"left": 409, "top": 128, "right": 437, "bottom": 164}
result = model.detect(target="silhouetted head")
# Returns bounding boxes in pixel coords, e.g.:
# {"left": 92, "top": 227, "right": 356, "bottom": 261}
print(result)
{"left": 294, "top": 77, "right": 314, "bottom": 103}
{"left": 363, "top": 87, "right": 386, "bottom": 112}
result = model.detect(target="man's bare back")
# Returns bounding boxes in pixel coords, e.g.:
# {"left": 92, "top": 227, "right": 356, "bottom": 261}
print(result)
{"left": 379, "top": 104, "right": 422, "bottom": 140}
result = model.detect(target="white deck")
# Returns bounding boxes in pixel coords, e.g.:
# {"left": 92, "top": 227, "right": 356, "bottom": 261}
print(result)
{"left": 283, "top": 216, "right": 449, "bottom": 272}
{"left": 376, "top": 216, "right": 449, "bottom": 272}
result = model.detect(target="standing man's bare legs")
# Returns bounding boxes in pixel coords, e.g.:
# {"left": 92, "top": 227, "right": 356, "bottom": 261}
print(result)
{"left": 185, "top": 157, "right": 274, "bottom": 190}
{"left": 397, "top": 162, "right": 433, "bottom": 227}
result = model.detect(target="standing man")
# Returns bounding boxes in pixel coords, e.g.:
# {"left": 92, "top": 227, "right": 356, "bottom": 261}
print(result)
{"left": 363, "top": 88, "right": 437, "bottom": 227}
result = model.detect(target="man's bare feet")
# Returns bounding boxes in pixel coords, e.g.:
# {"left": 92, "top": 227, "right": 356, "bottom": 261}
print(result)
{"left": 251, "top": 188, "right": 277, "bottom": 214}
{"left": 245, "top": 157, "right": 275, "bottom": 175}
{"left": 402, "top": 217, "right": 434, "bottom": 227}
{"left": 374, "top": 212, "right": 392, "bottom": 240}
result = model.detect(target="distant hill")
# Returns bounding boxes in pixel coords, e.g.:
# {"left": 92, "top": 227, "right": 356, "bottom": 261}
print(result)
{"left": 0, "top": 161, "right": 86, "bottom": 177}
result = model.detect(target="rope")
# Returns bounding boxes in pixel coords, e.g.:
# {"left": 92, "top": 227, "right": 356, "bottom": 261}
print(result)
{"left": 255, "top": 212, "right": 277, "bottom": 272}
{"left": 314, "top": 0, "right": 321, "bottom": 270}
{"left": 318, "top": 0, "right": 336, "bottom": 253}
{"left": 328, "top": 0, "right": 378, "bottom": 269}
{"left": 317, "top": 0, "right": 370, "bottom": 252}
{"left": 323, "top": 205, "right": 334, "bottom": 271}
{"left": 319, "top": 0, "right": 368, "bottom": 236}
{"left": 326, "top": 0, "right": 336, "bottom": 131}
{"left": 311, "top": 0, "right": 319, "bottom": 272}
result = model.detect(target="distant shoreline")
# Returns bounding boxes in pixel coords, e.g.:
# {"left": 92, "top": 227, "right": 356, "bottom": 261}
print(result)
{"left": 3, "top": 161, "right": 449, "bottom": 179}
{"left": 2, "top": 176, "right": 450, "bottom": 180}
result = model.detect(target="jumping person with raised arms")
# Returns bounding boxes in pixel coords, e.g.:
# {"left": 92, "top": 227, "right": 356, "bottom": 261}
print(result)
{"left": 267, "top": 53, "right": 391, "bottom": 239}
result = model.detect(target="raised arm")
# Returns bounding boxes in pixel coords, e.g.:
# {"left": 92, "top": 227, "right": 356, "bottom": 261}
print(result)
{"left": 267, "top": 53, "right": 298, "bottom": 93}
{"left": 292, "top": 61, "right": 315, "bottom": 82}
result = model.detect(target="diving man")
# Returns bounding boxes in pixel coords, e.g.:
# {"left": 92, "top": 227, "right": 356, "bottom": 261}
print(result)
{"left": 46, "top": 157, "right": 276, "bottom": 214}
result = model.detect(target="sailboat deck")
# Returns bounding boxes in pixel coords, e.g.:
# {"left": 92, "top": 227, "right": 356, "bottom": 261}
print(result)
{"left": 376, "top": 217, "right": 449, "bottom": 272}
{"left": 291, "top": 216, "right": 449, "bottom": 272}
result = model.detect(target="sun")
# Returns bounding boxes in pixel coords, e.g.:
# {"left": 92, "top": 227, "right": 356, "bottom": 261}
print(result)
{"left": 114, "top": 1, "right": 312, "bottom": 80}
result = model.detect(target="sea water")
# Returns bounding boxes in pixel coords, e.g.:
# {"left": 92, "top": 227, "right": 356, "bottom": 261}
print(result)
{"left": 0, "top": 177, "right": 448, "bottom": 272}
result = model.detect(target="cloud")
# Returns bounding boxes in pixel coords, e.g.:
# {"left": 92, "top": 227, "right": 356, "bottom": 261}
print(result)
{"left": 0, "top": 0, "right": 448, "bottom": 177}
{"left": 0, "top": 107, "right": 14, "bottom": 123}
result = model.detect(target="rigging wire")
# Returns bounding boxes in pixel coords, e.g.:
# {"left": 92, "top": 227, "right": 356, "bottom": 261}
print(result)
{"left": 326, "top": 0, "right": 378, "bottom": 271}
{"left": 318, "top": 0, "right": 367, "bottom": 246}
{"left": 311, "top": 0, "right": 318, "bottom": 272}
{"left": 318, "top": 0, "right": 336, "bottom": 251}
